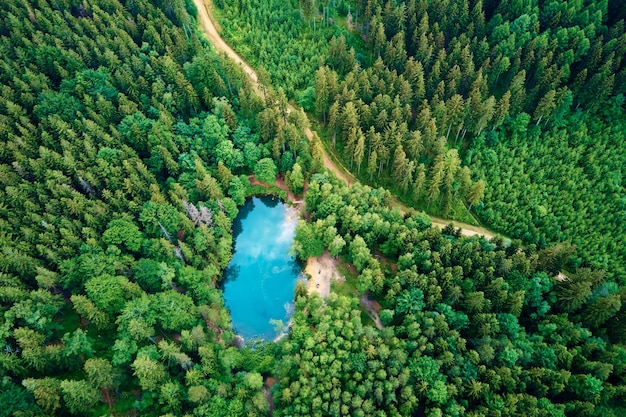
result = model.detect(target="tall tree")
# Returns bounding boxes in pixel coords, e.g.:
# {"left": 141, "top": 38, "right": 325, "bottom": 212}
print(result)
{"left": 466, "top": 180, "right": 485, "bottom": 211}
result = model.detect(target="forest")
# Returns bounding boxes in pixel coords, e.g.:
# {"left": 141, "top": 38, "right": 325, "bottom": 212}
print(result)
{"left": 0, "top": 0, "right": 625, "bottom": 416}
{"left": 216, "top": 0, "right": 626, "bottom": 279}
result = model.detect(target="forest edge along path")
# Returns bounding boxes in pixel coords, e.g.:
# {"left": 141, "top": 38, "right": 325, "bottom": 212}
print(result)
{"left": 193, "top": 0, "right": 258, "bottom": 84}
{"left": 192, "top": 0, "right": 500, "bottom": 242}
{"left": 194, "top": 0, "right": 357, "bottom": 186}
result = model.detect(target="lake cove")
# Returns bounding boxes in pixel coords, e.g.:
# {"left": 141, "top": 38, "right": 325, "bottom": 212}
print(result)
{"left": 223, "top": 196, "right": 302, "bottom": 342}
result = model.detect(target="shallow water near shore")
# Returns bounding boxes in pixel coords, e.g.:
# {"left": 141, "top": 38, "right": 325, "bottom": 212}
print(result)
{"left": 223, "top": 196, "right": 301, "bottom": 342}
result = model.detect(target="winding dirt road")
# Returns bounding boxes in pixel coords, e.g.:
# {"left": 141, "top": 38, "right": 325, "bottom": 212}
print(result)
{"left": 192, "top": 0, "right": 499, "bottom": 240}
{"left": 193, "top": 0, "right": 258, "bottom": 83}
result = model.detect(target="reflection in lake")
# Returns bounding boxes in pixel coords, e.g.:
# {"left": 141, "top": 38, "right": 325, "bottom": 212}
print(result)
{"left": 223, "top": 196, "right": 302, "bottom": 342}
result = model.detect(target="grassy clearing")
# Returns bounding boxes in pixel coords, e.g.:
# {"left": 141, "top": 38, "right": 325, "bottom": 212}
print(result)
{"left": 328, "top": 259, "right": 375, "bottom": 326}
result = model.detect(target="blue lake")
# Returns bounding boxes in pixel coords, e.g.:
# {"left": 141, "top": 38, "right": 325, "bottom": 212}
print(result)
{"left": 223, "top": 196, "right": 302, "bottom": 342}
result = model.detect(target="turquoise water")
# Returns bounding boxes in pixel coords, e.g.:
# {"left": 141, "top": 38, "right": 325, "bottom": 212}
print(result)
{"left": 223, "top": 196, "right": 301, "bottom": 342}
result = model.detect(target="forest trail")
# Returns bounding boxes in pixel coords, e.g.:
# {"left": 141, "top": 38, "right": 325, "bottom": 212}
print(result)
{"left": 193, "top": 0, "right": 500, "bottom": 241}
{"left": 193, "top": 0, "right": 258, "bottom": 84}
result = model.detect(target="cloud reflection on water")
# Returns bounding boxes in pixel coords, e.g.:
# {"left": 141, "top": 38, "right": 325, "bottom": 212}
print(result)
{"left": 222, "top": 197, "right": 301, "bottom": 342}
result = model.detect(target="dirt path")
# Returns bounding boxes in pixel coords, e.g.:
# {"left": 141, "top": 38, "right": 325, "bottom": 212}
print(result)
{"left": 248, "top": 174, "right": 302, "bottom": 205}
{"left": 303, "top": 128, "right": 355, "bottom": 185}
{"left": 194, "top": 0, "right": 354, "bottom": 186}
{"left": 390, "top": 199, "right": 497, "bottom": 239}
{"left": 193, "top": 0, "right": 501, "bottom": 241}
{"left": 430, "top": 217, "right": 497, "bottom": 239}
{"left": 193, "top": 0, "right": 258, "bottom": 83}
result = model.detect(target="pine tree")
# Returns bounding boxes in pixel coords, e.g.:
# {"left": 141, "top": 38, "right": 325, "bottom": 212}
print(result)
{"left": 354, "top": 131, "right": 366, "bottom": 174}
{"left": 404, "top": 57, "right": 425, "bottom": 104}
{"left": 583, "top": 294, "right": 621, "bottom": 328}
{"left": 368, "top": 150, "right": 378, "bottom": 179}
{"left": 492, "top": 91, "right": 511, "bottom": 130}
{"left": 533, "top": 89, "right": 556, "bottom": 125}
{"left": 446, "top": 94, "right": 465, "bottom": 142}
{"left": 428, "top": 154, "right": 445, "bottom": 207}
{"left": 400, "top": 161, "right": 415, "bottom": 192}
{"left": 466, "top": 180, "right": 485, "bottom": 211}
{"left": 342, "top": 101, "right": 359, "bottom": 137}
{"left": 392, "top": 145, "right": 408, "bottom": 184}
{"left": 413, "top": 164, "right": 426, "bottom": 203}
{"left": 405, "top": 130, "right": 424, "bottom": 159}
{"left": 371, "top": 18, "right": 387, "bottom": 57}
{"left": 315, "top": 66, "right": 329, "bottom": 124}
{"left": 328, "top": 101, "right": 340, "bottom": 148}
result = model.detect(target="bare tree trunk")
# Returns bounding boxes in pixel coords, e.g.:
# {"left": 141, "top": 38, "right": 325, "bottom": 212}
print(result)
{"left": 455, "top": 126, "right": 462, "bottom": 145}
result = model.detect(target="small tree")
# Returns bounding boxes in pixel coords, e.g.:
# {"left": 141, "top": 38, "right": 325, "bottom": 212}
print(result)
{"left": 254, "top": 158, "right": 277, "bottom": 185}
{"left": 466, "top": 180, "right": 485, "bottom": 211}
{"left": 287, "top": 163, "right": 304, "bottom": 194}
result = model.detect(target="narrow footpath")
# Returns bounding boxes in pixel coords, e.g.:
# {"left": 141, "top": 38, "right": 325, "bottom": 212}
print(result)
{"left": 192, "top": 0, "right": 500, "bottom": 241}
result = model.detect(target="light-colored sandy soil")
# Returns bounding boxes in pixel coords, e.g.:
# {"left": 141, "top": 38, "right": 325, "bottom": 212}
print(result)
{"left": 555, "top": 272, "right": 569, "bottom": 282}
{"left": 305, "top": 252, "right": 341, "bottom": 298}
{"left": 429, "top": 218, "right": 497, "bottom": 239}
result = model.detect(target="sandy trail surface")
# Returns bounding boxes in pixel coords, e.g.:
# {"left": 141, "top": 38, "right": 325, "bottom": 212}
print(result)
{"left": 430, "top": 219, "right": 496, "bottom": 239}
{"left": 305, "top": 252, "right": 341, "bottom": 298}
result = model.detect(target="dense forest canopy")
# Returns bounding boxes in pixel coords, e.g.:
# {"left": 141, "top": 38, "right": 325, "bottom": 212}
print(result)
{"left": 284, "top": 174, "right": 626, "bottom": 416}
{"left": 0, "top": 0, "right": 313, "bottom": 415}
{"left": 0, "top": 0, "right": 624, "bottom": 416}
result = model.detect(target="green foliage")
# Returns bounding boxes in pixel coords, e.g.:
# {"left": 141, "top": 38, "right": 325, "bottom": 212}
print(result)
{"left": 3, "top": 0, "right": 626, "bottom": 416}
{"left": 0, "top": 377, "right": 36, "bottom": 417}
{"left": 254, "top": 158, "right": 278, "bottom": 185}
{"left": 60, "top": 379, "right": 100, "bottom": 415}
{"left": 216, "top": 0, "right": 353, "bottom": 96}
{"left": 287, "top": 162, "right": 305, "bottom": 194}
{"left": 132, "top": 355, "right": 167, "bottom": 392}
{"left": 470, "top": 110, "right": 626, "bottom": 282}
{"left": 102, "top": 219, "right": 144, "bottom": 253}
{"left": 293, "top": 222, "right": 325, "bottom": 260}
{"left": 132, "top": 259, "right": 171, "bottom": 293}
{"left": 279, "top": 176, "right": 626, "bottom": 416}
{"left": 0, "top": 0, "right": 302, "bottom": 414}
